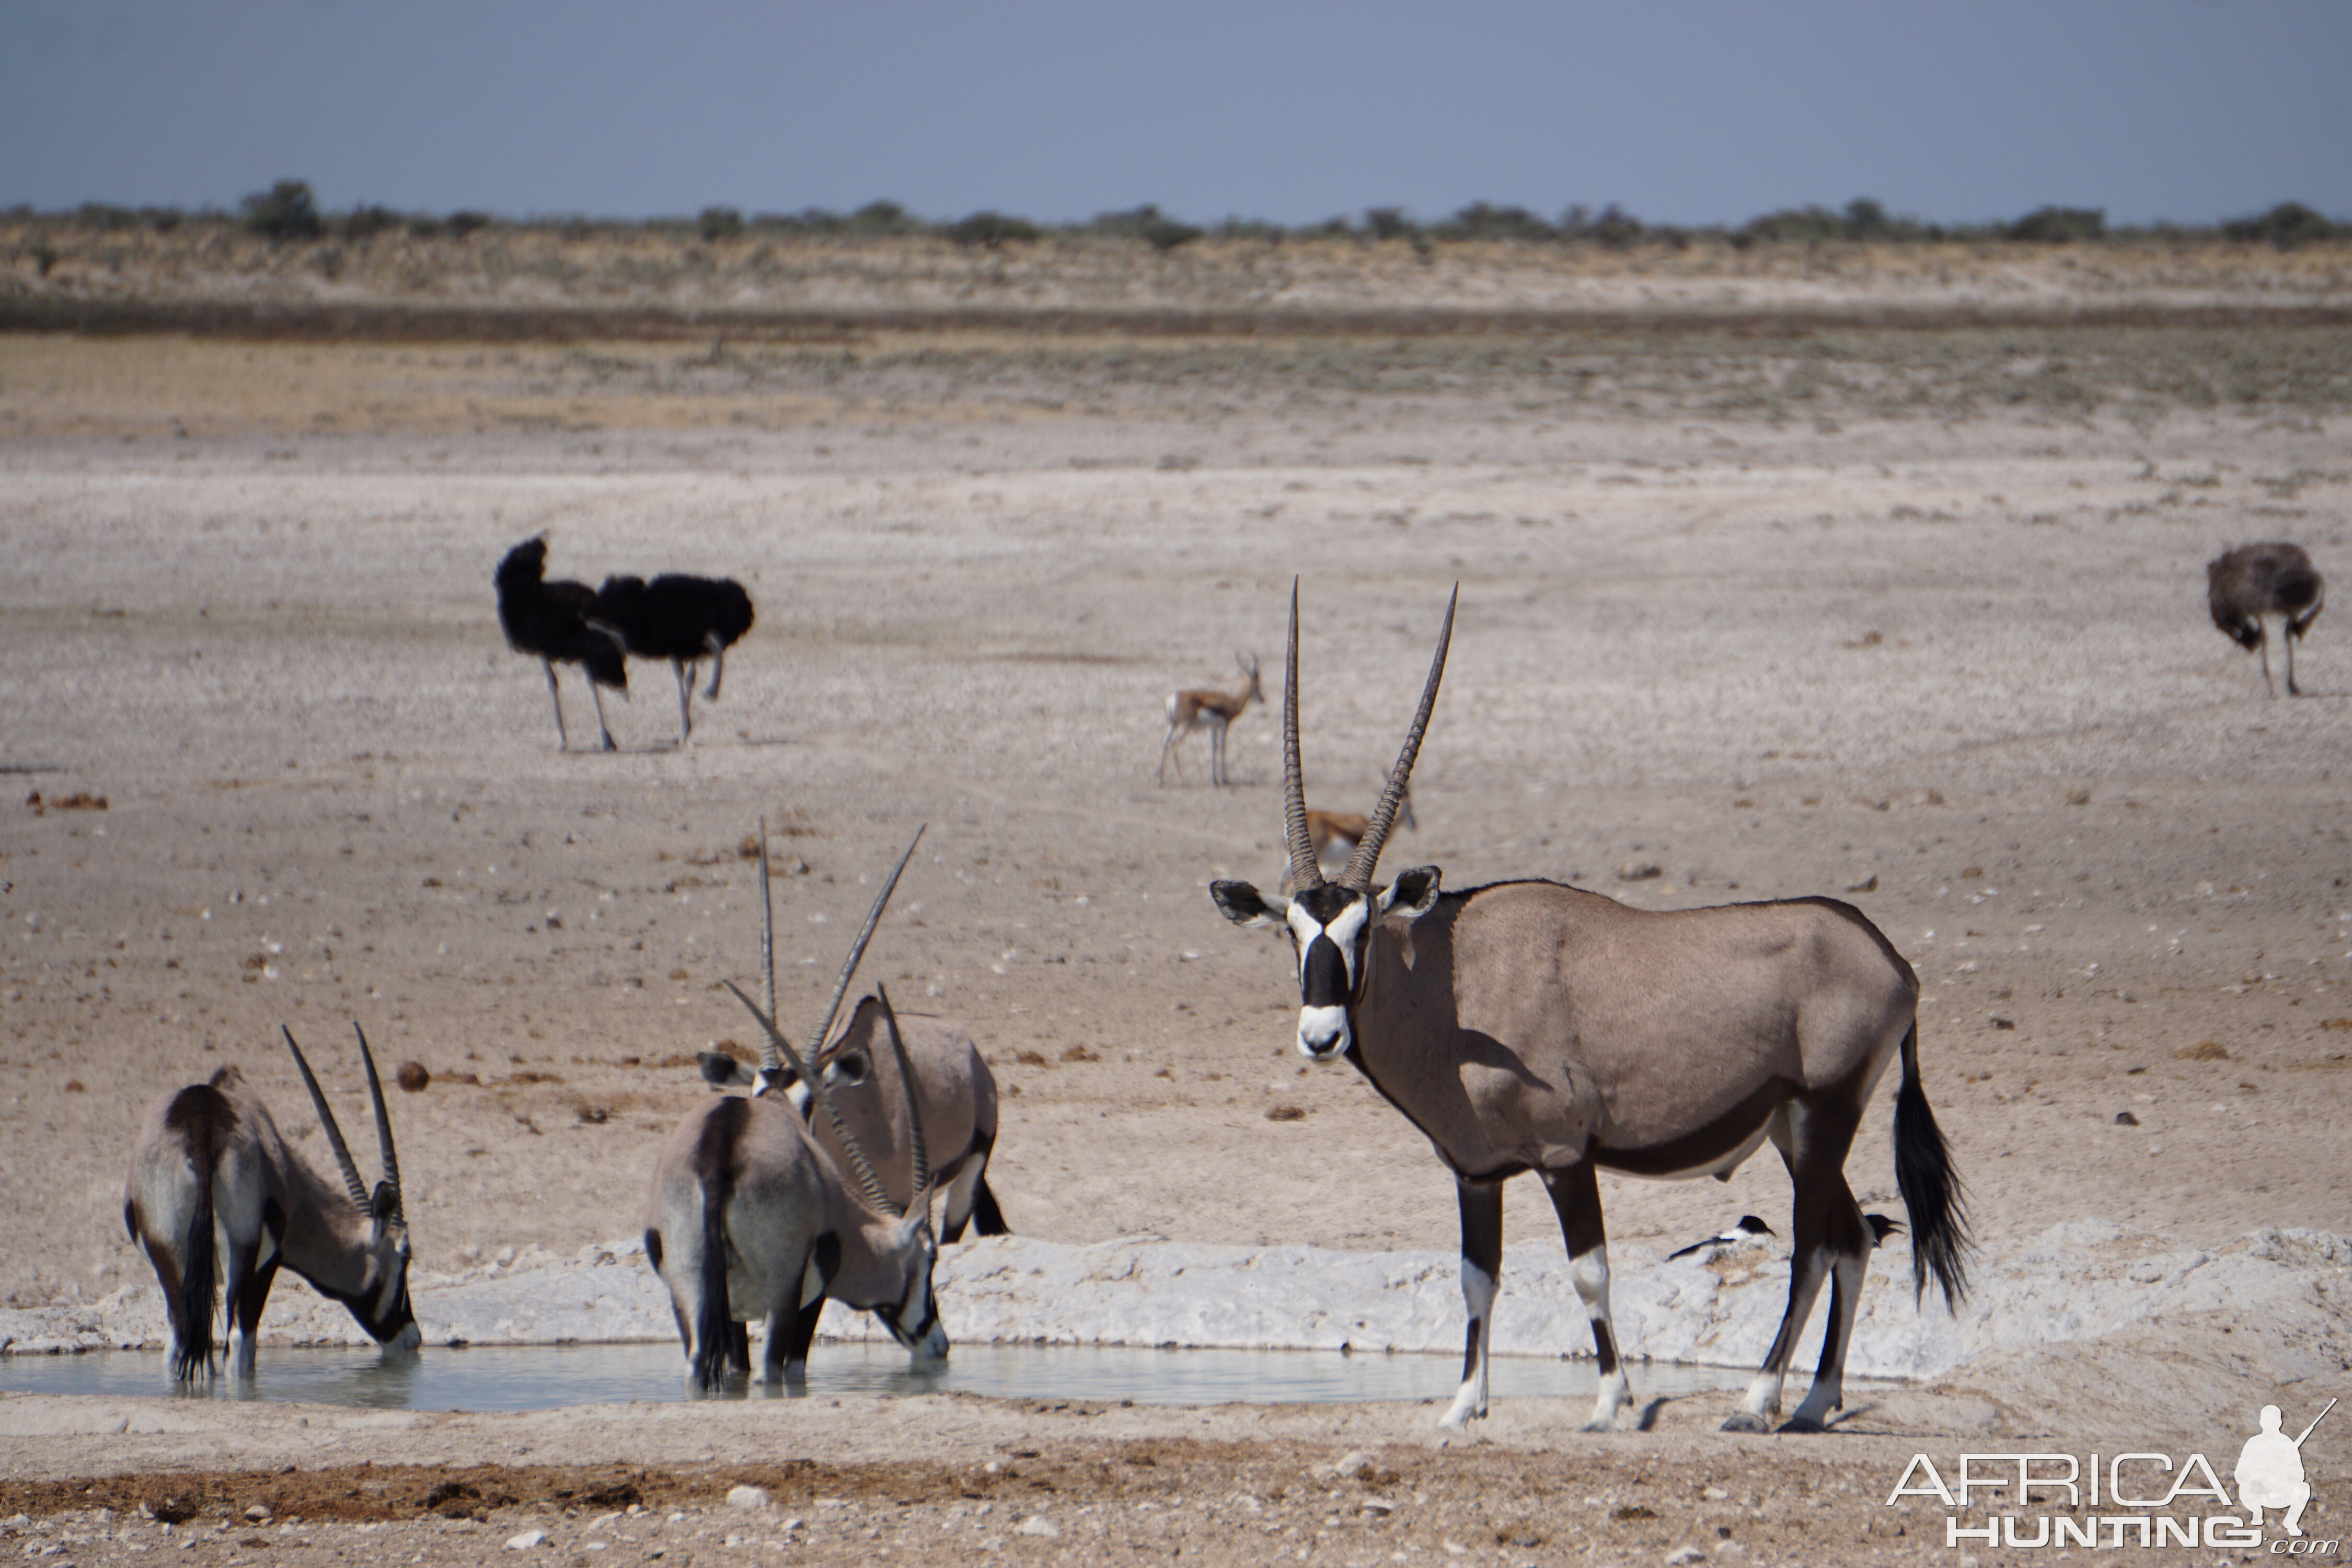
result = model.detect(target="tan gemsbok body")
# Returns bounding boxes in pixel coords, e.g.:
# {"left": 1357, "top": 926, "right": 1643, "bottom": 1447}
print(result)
{"left": 124, "top": 1026, "right": 419, "bottom": 1380}
{"left": 1159, "top": 651, "right": 1263, "bottom": 786}
{"left": 645, "top": 832, "right": 947, "bottom": 1391}
{"left": 702, "top": 996, "right": 1007, "bottom": 1242}
{"left": 1209, "top": 584, "right": 1970, "bottom": 1433}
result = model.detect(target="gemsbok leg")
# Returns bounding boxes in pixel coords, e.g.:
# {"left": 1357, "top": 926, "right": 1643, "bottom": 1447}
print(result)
{"left": 1440, "top": 1177, "right": 1505, "bottom": 1431}
{"left": 220, "top": 1230, "right": 276, "bottom": 1380}
{"left": 1725, "top": 1098, "right": 1872, "bottom": 1432}
{"left": 1544, "top": 1161, "right": 1633, "bottom": 1432}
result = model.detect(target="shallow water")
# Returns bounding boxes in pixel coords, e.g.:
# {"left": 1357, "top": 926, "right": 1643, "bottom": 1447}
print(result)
{"left": 0, "top": 1340, "right": 1767, "bottom": 1413}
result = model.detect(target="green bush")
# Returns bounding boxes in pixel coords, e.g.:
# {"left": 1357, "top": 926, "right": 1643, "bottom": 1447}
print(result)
{"left": 2222, "top": 202, "right": 2342, "bottom": 250}
{"left": 342, "top": 204, "right": 401, "bottom": 242}
{"left": 943, "top": 210, "right": 1041, "bottom": 247}
{"left": 240, "top": 179, "right": 325, "bottom": 241}
{"left": 1362, "top": 206, "right": 1417, "bottom": 241}
{"left": 698, "top": 205, "right": 744, "bottom": 243}
{"left": 850, "top": 200, "right": 921, "bottom": 234}
{"left": 2005, "top": 205, "right": 2105, "bottom": 243}
{"left": 1089, "top": 204, "right": 1201, "bottom": 250}
{"left": 1588, "top": 202, "right": 1644, "bottom": 249}
{"left": 445, "top": 210, "right": 492, "bottom": 238}
{"left": 1441, "top": 202, "right": 1555, "bottom": 241}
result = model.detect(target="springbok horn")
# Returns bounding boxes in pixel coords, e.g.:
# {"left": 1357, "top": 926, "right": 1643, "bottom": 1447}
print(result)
{"left": 351, "top": 1022, "right": 401, "bottom": 1214}
{"left": 873, "top": 984, "right": 929, "bottom": 1208}
{"left": 282, "top": 1025, "right": 371, "bottom": 1210}
{"left": 1282, "top": 580, "right": 1321, "bottom": 889}
{"left": 1340, "top": 583, "right": 1457, "bottom": 890}
{"left": 755, "top": 816, "right": 780, "bottom": 1073}
{"left": 806, "top": 826, "right": 926, "bottom": 1066}
{"left": 724, "top": 981, "right": 898, "bottom": 1217}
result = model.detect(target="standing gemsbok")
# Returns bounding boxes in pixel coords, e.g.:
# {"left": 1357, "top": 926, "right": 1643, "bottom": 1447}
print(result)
{"left": 644, "top": 831, "right": 947, "bottom": 1390}
{"left": 699, "top": 823, "right": 1010, "bottom": 1243}
{"left": 701, "top": 996, "right": 1008, "bottom": 1243}
{"left": 1158, "top": 651, "right": 1263, "bottom": 786}
{"left": 124, "top": 1025, "right": 420, "bottom": 1380}
{"left": 1208, "top": 583, "right": 1970, "bottom": 1434}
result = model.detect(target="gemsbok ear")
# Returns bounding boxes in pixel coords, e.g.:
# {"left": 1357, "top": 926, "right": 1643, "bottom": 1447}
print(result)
{"left": 1379, "top": 866, "right": 1443, "bottom": 919}
{"left": 1210, "top": 880, "right": 1284, "bottom": 928}
{"left": 698, "top": 1051, "right": 753, "bottom": 1090}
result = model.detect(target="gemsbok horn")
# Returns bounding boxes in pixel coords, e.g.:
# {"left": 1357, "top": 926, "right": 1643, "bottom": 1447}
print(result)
{"left": 699, "top": 823, "right": 1010, "bottom": 1241}
{"left": 124, "top": 1024, "right": 420, "bottom": 1380}
{"left": 645, "top": 829, "right": 947, "bottom": 1391}
{"left": 1209, "top": 581, "right": 1970, "bottom": 1434}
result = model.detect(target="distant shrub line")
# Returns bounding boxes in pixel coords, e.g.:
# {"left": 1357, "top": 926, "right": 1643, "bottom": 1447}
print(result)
{"left": 9, "top": 182, "right": 2347, "bottom": 252}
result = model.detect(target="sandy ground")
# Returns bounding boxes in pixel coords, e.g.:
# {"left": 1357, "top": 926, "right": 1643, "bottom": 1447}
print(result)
{"left": 2, "top": 316, "right": 2349, "bottom": 1560}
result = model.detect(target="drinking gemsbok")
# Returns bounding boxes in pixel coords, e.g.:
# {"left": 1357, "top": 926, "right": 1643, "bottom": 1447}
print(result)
{"left": 644, "top": 831, "right": 948, "bottom": 1390}
{"left": 124, "top": 1024, "right": 420, "bottom": 1380}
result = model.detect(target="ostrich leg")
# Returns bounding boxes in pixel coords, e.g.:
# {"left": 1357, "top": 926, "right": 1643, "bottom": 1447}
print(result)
{"left": 540, "top": 656, "right": 571, "bottom": 750}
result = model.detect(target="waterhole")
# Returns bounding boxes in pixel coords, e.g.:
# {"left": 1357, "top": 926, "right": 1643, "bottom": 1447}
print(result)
{"left": 1, "top": 1341, "right": 1769, "bottom": 1413}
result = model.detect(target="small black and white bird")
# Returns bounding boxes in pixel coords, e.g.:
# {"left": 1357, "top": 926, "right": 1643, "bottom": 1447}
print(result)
{"left": 1667, "top": 1215, "right": 1775, "bottom": 1260}
{"left": 591, "top": 571, "right": 755, "bottom": 744}
{"left": 494, "top": 536, "right": 628, "bottom": 752}
{"left": 1864, "top": 1213, "right": 1905, "bottom": 1249}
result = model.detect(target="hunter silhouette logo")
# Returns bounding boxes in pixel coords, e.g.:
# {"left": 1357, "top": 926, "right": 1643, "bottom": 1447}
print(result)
{"left": 2238, "top": 1399, "right": 2332, "bottom": 1538}
{"left": 1885, "top": 1396, "right": 2340, "bottom": 1551}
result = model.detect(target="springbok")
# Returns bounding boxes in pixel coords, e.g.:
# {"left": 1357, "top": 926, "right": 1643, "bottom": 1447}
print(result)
{"left": 1285, "top": 783, "right": 1418, "bottom": 892}
{"left": 124, "top": 1025, "right": 419, "bottom": 1380}
{"left": 1158, "top": 651, "right": 1263, "bottom": 786}
{"left": 698, "top": 821, "right": 1009, "bottom": 1242}
{"left": 2208, "top": 541, "right": 2323, "bottom": 697}
{"left": 644, "top": 833, "right": 947, "bottom": 1390}
{"left": 1208, "top": 583, "right": 1970, "bottom": 1434}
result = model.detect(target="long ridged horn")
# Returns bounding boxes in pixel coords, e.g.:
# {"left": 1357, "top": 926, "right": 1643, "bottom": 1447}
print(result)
{"left": 350, "top": 1022, "right": 401, "bottom": 1214}
{"left": 1340, "top": 584, "right": 1457, "bottom": 890}
{"left": 282, "top": 1025, "right": 370, "bottom": 1210}
{"left": 724, "top": 981, "right": 897, "bottom": 1216}
{"left": 807, "top": 826, "right": 925, "bottom": 1063}
{"left": 755, "top": 816, "right": 780, "bottom": 1073}
{"left": 1282, "top": 580, "right": 1321, "bottom": 889}
{"left": 873, "top": 984, "right": 929, "bottom": 1207}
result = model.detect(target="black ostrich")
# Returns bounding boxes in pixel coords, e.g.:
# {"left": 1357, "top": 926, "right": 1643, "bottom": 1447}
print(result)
{"left": 2208, "top": 541, "right": 2325, "bottom": 697}
{"left": 494, "top": 536, "right": 628, "bottom": 751}
{"left": 592, "top": 572, "right": 755, "bottom": 743}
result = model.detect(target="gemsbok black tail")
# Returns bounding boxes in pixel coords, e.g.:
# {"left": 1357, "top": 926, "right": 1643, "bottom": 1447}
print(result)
{"left": 170, "top": 1173, "right": 218, "bottom": 1381}
{"left": 971, "top": 1173, "right": 1010, "bottom": 1239}
{"left": 689, "top": 1097, "right": 746, "bottom": 1392}
{"left": 1892, "top": 1023, "right": 1971, "bottom": 1310}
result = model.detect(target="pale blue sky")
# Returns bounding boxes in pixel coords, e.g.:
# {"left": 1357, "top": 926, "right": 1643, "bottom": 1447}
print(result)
{"left": 4, "top": 1, "right": 2346, "bottom": 226}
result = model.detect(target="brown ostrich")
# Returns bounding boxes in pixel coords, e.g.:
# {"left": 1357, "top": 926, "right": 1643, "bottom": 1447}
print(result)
{"left": 2208, "top": 542, "right": 2324, "bottom": 697}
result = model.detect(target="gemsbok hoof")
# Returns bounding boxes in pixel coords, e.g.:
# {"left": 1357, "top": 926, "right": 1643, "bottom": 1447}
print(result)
{"left": 1719, "top": 1412, "right": 1773, "bottom": 1434}
{"left": 1777, "top": 1415, "right": 1828, "bottom": 1434}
